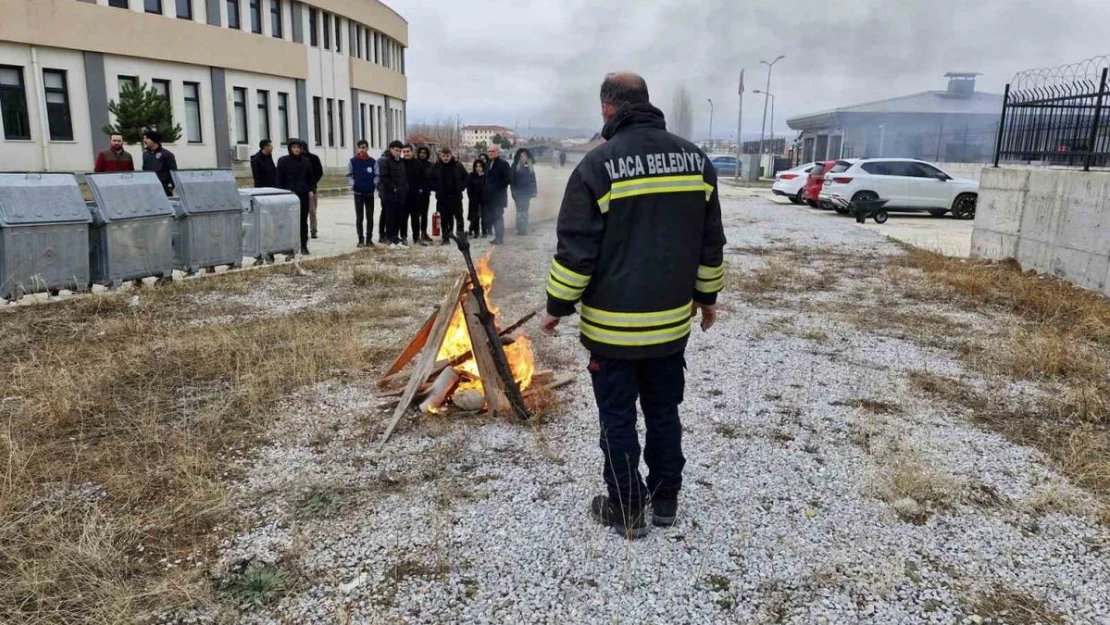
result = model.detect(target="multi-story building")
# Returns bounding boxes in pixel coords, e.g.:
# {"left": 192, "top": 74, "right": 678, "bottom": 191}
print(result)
{"left": 0, "top": 0, "right": 408, "bottom": 172}
{"left": 461, "top": 125, "right": 514, "bottom": 149}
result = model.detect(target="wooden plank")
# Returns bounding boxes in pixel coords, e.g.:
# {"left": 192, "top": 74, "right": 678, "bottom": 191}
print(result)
{"left": 378, "top": 273, "right": 467, "bottom": 450}
{"left": 377, "top": 359, "right": 448, "bottom": 390}
{"left": 462, "top": 291, "right": 510, "bottom": 416}
{"left": 523, "top": 372, "right": 577, "bottom": 398}
{"left": 380, "top": 308, "right": 438, "bottom": 378}
{"left": 530, "top": 370, "right": 554, "bottom": 387}
{"left": 444, "top": 307, "right": 540, "bottom": 368}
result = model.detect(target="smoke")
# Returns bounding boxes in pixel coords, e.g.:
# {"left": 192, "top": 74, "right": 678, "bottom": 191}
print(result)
{"left": 670, "top": 85, "right": 694, "bottom": 141}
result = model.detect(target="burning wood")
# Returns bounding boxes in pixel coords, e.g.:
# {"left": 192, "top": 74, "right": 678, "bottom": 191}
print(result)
{"left": 418, "top": 367, "right": 460, "bottom": 414}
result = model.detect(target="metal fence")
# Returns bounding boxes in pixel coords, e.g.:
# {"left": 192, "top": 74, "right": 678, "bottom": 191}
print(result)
{"left": 995, "top": 56, "right": 1110, "bottom": 170}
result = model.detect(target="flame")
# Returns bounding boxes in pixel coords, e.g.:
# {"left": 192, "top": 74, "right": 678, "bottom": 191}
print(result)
{"left": 434, "top": 250, "right": 537, "bottom": 400}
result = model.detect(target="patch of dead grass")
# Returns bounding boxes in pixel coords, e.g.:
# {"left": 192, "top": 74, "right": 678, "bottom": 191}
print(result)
{"left": 965, "top": 585, "right": 1068, "bottom": 625}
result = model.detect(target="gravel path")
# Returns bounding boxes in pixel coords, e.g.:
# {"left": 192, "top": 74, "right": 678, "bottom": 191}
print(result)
{"left": 175, "top": 185, "right": 1110, "bottom": 625}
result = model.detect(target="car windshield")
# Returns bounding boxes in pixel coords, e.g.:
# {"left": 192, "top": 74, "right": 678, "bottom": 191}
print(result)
{"left": 827, "top": 160, "right": 853, "bottom": 174}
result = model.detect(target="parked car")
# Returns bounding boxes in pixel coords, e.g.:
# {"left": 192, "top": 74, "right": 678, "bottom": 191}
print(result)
{"left": 772, "top": 162, "right": 816, "bottom": 204}
{"left": 818, "top": 158, "right": 979, "bottom": 219}
{"left": 802, "top": 161, "right": 836, "bottom": 207}
{"left": 709, "top": 155, "right": 742, "bottom": 176}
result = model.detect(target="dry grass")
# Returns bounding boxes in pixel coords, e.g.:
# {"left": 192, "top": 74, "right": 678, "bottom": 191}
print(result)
{"left": 965, "top": 585, "right": 1068, "bottom": 625}
{"left": 0, "top": 255, "right": 423, "bottom": 624}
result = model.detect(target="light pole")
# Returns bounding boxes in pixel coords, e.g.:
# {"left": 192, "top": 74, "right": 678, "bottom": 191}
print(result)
{"left": 707, "top": 98, "right": 715, "bottom": 151}
{"left": 757, "top": 54, "right": 785, "bottom": 177}
{"left": 754, "top": 90, "right": 775, "bottom": 157}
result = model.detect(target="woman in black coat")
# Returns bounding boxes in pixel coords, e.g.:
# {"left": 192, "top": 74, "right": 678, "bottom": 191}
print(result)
{"left": 466, "top": 159, "right": 487, "bottom": 237}
{"left": 510, "top": 148, "right": 538, "bottom": 236}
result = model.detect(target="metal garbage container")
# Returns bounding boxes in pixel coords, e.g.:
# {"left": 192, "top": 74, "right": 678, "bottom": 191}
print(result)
{"left": 239, "top": 187, "right": 299, "bottom": 264}
{"left": 169, "top": 170, "right": 244, "bottom": 274}
{"left": 0, "top": 173, "right": 92, "bottom": 301}
{"left": 86, "top": 172, "right": 176, "bottom": 287}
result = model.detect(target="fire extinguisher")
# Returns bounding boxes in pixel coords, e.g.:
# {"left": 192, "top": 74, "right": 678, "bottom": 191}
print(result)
{"left": 432, "top": 212, "right": 441, "bottom": 237}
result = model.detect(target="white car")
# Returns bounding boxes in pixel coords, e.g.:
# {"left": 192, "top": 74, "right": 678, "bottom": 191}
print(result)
{"left": 771, "top": 162, "right": 816, "bottom": 204}
{"left": 818, "top": 158, "right": 979, "bottom": 219}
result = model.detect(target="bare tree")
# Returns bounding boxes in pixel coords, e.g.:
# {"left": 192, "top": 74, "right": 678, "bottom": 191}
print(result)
{"left": 406, "top": 119, "right": 461, "bottom": 151}
{"left": 671, "top": 85, "right": 694, "bottom": 141}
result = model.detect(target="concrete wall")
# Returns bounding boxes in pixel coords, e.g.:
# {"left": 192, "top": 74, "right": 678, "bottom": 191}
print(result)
{"left": 972, "top": 167, "right": 1110, "bottom": 297}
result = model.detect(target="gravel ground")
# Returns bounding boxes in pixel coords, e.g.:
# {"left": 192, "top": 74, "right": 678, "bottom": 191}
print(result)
{"left": 168, "top": 185, "right": 1110, "bottom": 625}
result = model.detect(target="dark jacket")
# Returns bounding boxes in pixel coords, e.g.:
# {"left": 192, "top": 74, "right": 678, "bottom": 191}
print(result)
{"left": 377, "top": 151, "right": 408, "bottom": 203}
{"left": 94, "top": 147, "right": 134, "bottom": 173}
{"left": 416, "top": 156, "right": 433, "bottom": 197}
{"left": 305, "top": 151, "right": 324, "bottom": 191}
{"left": 466, "top": 172, "right": 486, "bottom": 206}
{"left": 403, "top": 158, "right": 428, "bottom": 201}
{"left": 484, "top": 157, "right": 512, "bottom": 211}
{"left": 142, "top": 146, "right": 177, "bottom": 194}
{"left": 511, "top": 162, "right": 537, "bottom": 200}
{"left": 346, "top": 153, "right": 378, "bottom": 194}
{"left": 431, "top": 158, "right": 467, "bottom": 199}
{"left": 251, "top": 151, "right": 277, "bottom": 188}
{"left": 276, "top": 147, "right": 314, "bottom": 196}
{"left": 545, "top": 102, "right": 727, "bottom": 360}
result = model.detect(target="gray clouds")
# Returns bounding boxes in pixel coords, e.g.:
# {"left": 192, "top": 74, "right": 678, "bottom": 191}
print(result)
{"left": 396, "top": 0, "right": 1109, "bottom": 137}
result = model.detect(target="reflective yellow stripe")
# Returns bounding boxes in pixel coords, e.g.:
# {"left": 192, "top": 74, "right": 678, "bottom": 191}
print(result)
{"left": 580, "top": 301, "right": 693, "bottom": 329}
{"left": 704, "top": 182, "right": 715, "bottom": 201}
{"left": 598, "top": 191, "right": 611, "bottom": 214}
{"left": 611, "top": 174, "right": 704, "bottom": 190}
{"left": 550, "top": 259, "right": 590, "bottom": 288}
{"left": 546, "top": 276, "right": 584, "bottom": 302}
{"left": 610, "top": 175, "right": 705, "bottom": 201}
{"left": 581, "top": 319, "right": 692, "bottom": 347}
{"left": 696, "top": 277, "right": 724, "bottom": 293}
{"left": 697, "top": 264, "right": 725, "bottom": 280}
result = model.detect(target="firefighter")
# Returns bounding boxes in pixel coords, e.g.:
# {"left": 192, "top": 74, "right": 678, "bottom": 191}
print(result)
{"left": 540, "top": 73, "right": 726, "bottom": 539}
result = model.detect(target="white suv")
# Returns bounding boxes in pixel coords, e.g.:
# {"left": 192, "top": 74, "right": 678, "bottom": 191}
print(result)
{"left": 818, "top": 158, "right": 979, "bottom": 219}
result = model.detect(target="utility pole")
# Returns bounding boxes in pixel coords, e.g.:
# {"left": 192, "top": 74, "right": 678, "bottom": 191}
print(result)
{"left": 756, "top": 90, "right": 776, "bottom": 161}
{"left": 757, "top": 55, "right": 785, "bottom": 178}
{"left": 707, "top": 98, "right": 714, "bottom": 151}
{"left": 736, "top": 70, "right": 744, "bottom": 180}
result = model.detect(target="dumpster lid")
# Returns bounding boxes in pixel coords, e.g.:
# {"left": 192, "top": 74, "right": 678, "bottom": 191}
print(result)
{"left": 172, "top": 170, "right": 242, "bottom": 214}
{"left": 0, "top": 173, "right": 92, "bottom": 226}
{"left": 86, "top": 172, "right": 175, "bottom": 223}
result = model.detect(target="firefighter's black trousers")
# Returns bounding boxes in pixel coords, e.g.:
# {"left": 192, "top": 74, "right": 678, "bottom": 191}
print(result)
{"left": 588, "top": 350, "right": 686, "bottom": 509}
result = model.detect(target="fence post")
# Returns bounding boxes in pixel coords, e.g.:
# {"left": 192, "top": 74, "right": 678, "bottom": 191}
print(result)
{"left": 1084, "top": 67, "right": 1109, "bottom": 172}
{"left": 993, "top": 84, "right": 1010, "bottom": 167}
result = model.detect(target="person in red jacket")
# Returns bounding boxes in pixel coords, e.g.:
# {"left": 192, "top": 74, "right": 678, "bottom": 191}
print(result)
{"left": 93, "top": 133, "right": 135, "bottom": 173}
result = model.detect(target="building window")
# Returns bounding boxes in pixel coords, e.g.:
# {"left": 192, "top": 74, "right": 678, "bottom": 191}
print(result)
{"left": 227, "top": 0, "right": 241, "bottom": 30}
{"left": 249, "top": 0, "right": 261, "bottom": 34}
{"left": 277, "top": 92, "right": 289, "bottom": 145}
{"left": 151, "top": 78, "right": 170, "bottom": 101}
{"left": 270, "top": 0, "right": 282, "bottom": 38}
{"left": 322, "top": 13, "right": 331, "bottom": 50}
{"left": 308, "top": 8, "right": 318, "bottom": 46}
{"left": 360, "top": 103, "right": 367, "bottom": 142}
{"left": 257, "top": 90, "right": 270, "bottom": 142}
{"left": 0, "top": 66, "right": 30, "bottom": 141}
{"left": 338, "top": 100, "right": 345, "bottom": 147}
{"left": 326, "top": 98, "right": 334, "bottom": 147}
{"left": 118, "top": 75, "right": 138, "bottom": 93}
{"left": 42, "top": 69, "right": 74, "bottom": 141}
{"left": 176, "top": 0, "right": 192, "bottom": 19}
{"left": 108, "top": 0, "right": 129, "bottom": 8}
{"left": 400, "top": 47, "right": 405, "bottom": 75}
{"left": 377, "top": 106, "right": 382, "bottom": 145}
{"left": 334, "top": 16, "right": 342, "bottom": 53}
{"left": 355, "top": 25, "right": 362, "bottom": 59}
{"left": 233, "top": 86, "right": 248, "bottom": 144}
{"left": 145, "top": 0, "right": 162, "bottom": 14}
{"left": 312, "top": 96, "right": 322, "bottom": 146}
{"left": 183, "top": 82, "right": 202, "bottom": 143}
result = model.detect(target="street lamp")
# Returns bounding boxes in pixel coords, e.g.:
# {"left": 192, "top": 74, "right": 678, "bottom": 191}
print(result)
{"left": 757, "top": 54, "right": 785, "bottom": 176}
{"left": 754, "top": 90, "right": 775, "bottom": 156}
{"left": 707, "top": 98, "right": 714, "bottom": 151}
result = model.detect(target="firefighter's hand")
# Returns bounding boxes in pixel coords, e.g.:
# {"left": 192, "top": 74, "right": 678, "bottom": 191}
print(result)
{"left": 540, "top": 312, "right": 561, "bottom": 336}
{"left": 693, "top": 303, "right": 717, "bottom": 332}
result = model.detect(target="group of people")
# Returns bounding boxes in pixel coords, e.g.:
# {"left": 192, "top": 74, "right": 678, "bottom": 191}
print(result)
{"left": 93, "top": 130, "right": 179, "bottom": 197}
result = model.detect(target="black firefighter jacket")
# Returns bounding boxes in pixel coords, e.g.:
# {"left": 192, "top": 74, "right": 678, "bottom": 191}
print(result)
{"left": 546, "top": 102, "right": 727, "bottom": 360}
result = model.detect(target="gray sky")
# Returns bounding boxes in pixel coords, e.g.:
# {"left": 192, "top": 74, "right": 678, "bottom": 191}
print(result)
{"left": 394, "top": 0, "right": 1110, "bottom": 139}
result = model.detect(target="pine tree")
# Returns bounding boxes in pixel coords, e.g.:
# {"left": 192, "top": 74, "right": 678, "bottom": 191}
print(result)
{"left": 102, "top": 82, "right": 182, "bottom": 144}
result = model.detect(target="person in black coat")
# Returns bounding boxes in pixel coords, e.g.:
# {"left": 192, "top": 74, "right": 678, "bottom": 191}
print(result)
{"left": 511, "top": 148, "right": 538, "bottom": 236}
{"left": 275, "top": 138, "right": 315, "bottom": 255}
{"left": 251, "top": 139, "right": 277, "bottom": 188}
{"left": 141, "top": 130, "right": 178, "bottom": 196}
{"left": 377, "top": 140, "right": 409, "bottom": 246}
{"left": 483, "top": 145, "right": 512, "bottom": 244}
{"left": 430, "top": 147, "right": 468, "bottom": 243}
{"left": 304, "top": 147, "right": 324, "bottom": 238}
{"left": 466, "top": 159, "right": 487, "bottom": 237}
{"left": 414, "top": 145, "right": 434, "bottom": 243}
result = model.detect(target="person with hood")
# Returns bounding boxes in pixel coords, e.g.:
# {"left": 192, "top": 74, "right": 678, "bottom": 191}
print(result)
{"left": 430, "top": 147, "right": 467, "bottom": 244}
{"left": 347, "top": 139, "right": 378, "bottom": 247}
{"left": 275, "top": 138, "right": 315, "bottom": 255}
{"left": 377, "top": 140, "right": 409, "bottom": 247}
{"left": 483, "top": 144, "right": 512, "bottom": 245}
{"left": 251, "top": 139, "right": 277, "bottom": 188}
{"left": 141, "top": 130, "right": 178, "bottom": 196}
{"left": 511, "top": 148, "right": 538, "bottom": 236}
{"left": 94, "top": 133, "right": 135, "bottom": 173}
{"left": 412, "top": 145, "right": 434, "bottom": 244}
{"left": 304, "top": 146, "right": 324, "bottom": 239}
{"left": 466, "top": 159, "right": 487, "bottom": 237}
